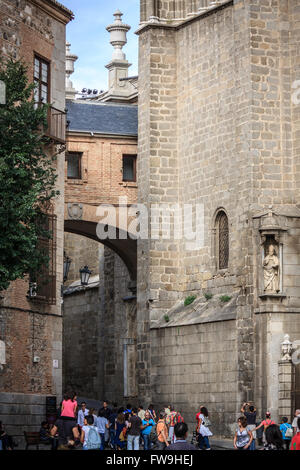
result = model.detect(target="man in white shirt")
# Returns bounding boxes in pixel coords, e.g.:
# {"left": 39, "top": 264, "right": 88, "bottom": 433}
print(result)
{"left": 292, "top": 409, "right": 300, "bottom": 435}
{"left": 77, "top": 402, "right": 89, "bottom": 430}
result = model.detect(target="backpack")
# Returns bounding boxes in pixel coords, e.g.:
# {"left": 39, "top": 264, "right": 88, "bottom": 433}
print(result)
{"left": 166, "top": 411, "right": 179, "bottom": 427}
{"left": 202, "top": 416, "right": 211, "bottom": 427}
{"left": 86, "top": 426, "right": 101, "bottom": 450}
{"left": 283, "top": 424, "right": 293, "bottom": 439}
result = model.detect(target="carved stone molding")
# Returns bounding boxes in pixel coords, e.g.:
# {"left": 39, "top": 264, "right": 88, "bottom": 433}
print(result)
{"left": 67, "top": 203, "right": 83, "bottom": 220}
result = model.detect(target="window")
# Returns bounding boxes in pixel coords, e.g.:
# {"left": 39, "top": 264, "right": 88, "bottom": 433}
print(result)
{"left": 122, "top": 155, "right": 137, "bottom": 182}
{"left": 28, "top": 211, "right": 57, "bottom": 305}
{"left": 215, "top": 210, "right": 229, "bottom": 270}
{"left": 34, "top": 55, "right": 50, "bottom": 104}
{"left": 66, "top": 152, "right": 82, "bottom": 179}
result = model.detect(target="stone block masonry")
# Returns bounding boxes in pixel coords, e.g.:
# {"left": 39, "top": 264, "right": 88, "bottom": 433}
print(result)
{"left": 137, "top": 0, "right": 300, "bottom": 436}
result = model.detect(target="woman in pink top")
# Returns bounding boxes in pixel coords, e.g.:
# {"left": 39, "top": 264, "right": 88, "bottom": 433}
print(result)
{"left": 255, "top": 412, "right": 275, "bottom": 444}
{"left": 61, "top": 392, "right": 78, "bottom": 420}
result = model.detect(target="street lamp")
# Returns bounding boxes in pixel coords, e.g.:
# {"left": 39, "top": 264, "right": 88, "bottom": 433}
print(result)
{"left": 79, "top": 265, "right": 92, "bottom": 286}
{"left": 63, "top": 252, "right": 72, "bottom": 283}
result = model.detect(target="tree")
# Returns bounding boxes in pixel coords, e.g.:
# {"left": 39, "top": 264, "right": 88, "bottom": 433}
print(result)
{"left": 0, "top": 58, "right": 59, "bottom": 291}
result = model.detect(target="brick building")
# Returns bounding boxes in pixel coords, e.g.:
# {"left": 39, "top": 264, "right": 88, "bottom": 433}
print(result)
{"left": 0, "top": 0, "right": 73, "bottom": 445}
{"left": 63, "top": 12, "right": 139, "bottom": 401}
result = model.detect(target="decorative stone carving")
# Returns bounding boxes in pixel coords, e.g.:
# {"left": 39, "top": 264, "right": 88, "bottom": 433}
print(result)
{"left": 67, "top": 203, "right": 83, "bottom": 220}
{"left": 263, "top": 244, "right": 280, "bottom": 293}
{"left": 281, "top": 334, "right": 292, "bottom": 362}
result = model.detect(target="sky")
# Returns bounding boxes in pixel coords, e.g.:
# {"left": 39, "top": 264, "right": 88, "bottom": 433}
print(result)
{"left": 62, "top": 0, "right": 140, "bottom": 93}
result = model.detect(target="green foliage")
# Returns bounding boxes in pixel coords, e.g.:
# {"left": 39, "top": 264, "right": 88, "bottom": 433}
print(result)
{"left": 204, "top": 292, "right": 213, "bottom": 301}
{"left": 164, "top": 314, "right": 170, "bottom": 323}
{"left": 184, "top": 295, "right": 196, "bottom": 306}
{"left": 0, "top": 58, "right": 59, "bottom": 291}
{"left": 220, "top": 295, "right": 232, "bottom": 303}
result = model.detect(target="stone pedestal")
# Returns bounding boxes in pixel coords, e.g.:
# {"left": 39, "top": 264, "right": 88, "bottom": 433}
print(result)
{"left": 278, "top": 359, "right": 295, "bottom": 421}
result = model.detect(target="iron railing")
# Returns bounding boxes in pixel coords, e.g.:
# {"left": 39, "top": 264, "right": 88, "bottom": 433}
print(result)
{"left": 45, "top": 105, "right": 66, "bottom": 144}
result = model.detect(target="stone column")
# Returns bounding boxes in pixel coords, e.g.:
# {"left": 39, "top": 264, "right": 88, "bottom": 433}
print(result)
{"left": 278, "top": 360, "right": 294, "bottom": 421}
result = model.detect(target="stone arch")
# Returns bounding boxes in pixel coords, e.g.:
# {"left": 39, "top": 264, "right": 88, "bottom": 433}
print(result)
{"left": 64, "top": 219, "right": 137, "bottom": 281}
{"left": 64, "top": 201, "right": 138, "bottom": 280}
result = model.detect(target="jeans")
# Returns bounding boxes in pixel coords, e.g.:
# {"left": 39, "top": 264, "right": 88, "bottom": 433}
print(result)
{"left": 284, "top": 440, "right": 291, "bottom": 451}
{"left": 168, "top": 426, "right": 174, "bottom": 443}
{"left": 127, "top": 434, "right": 140, "bottom": 450}
{"left": 109, "top": 429, "right": 116, "bottom": 449}
{"left": 249, "top": 439, "right": 256, "bottom": 450}
{"left": 198, "top": 435, "right": 211, "bottom": 450}
{"left": 99, "top": 433, "right": 105, "bottom": 450}
{"left": 142, "top": 434, "right": 150, "bottom": 450}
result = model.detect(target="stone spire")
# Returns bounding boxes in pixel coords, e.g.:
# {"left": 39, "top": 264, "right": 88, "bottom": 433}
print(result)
{"left": 103, "top": 10, "right": 134, "bottom": 102}
{"left": 65, "top": 41, "right": 78, "bottom": 100}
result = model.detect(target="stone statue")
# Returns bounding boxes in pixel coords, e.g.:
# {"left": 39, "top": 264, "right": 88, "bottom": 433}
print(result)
{"left": 263, "top": 244, "right": 280, "bottom": 293}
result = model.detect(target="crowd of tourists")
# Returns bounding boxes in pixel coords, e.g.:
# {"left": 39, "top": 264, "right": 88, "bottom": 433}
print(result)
{"left": 1, "top": 393, "right": 300, "bottom": 451}
{"left": 233, "top": 403, "right": 300, "bottom": 451}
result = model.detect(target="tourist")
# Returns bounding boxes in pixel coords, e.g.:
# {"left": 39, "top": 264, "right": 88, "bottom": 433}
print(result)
{"left": 77, "top": 402, "right": 89, "bottom": 432}
{"left": 292, "top": 409, "right": 300, "bottom": 435}
{"left": 141, "top": 410, "right": 155, "bottom": 450}
{"left": 88, "top": 407, "right": 98, "bottom": 426}
{"left": 100, "top": 400, "right": 112, "bottom": 447}
{"left": 241, "top": 402, "right": 257, "bottom": 450}
{"left": 166, "top": 405, "right": 178, "bottom": 444}
{"left": 50, "top": 416, "right": 80, "bottom": 450}
{"left": 96, "top": 410, "right": 110, "bottom": 450}
{"left": 138, "top": 405, "right": 145, "bottom": 421}
{"left": 156, "top": 411, "right": 169, "bottom": 450}
{"left": 0, "top": 421, "right": 14, "bottom": 450}
{"left": 164, "top": 405, "right": 171, "bottom": 416}
{"left": 39, "top": 421, "right": 56, "bottom": 449}
{"left": 233, "top": 416, "right": 253, "bottom": 450}
{"left": 127, "top": 408, "right": 142, "bottom": 450}
{"left": 80, "top": 415, "right": 101, "bottom": 450}
{"left": 147, "top": 404, "right": 157, "bottom": 422}
{"left": 114, "top": 412, "right": 127, "bottom": 450}
{"left": 196, "top": 406, "right": 212, "bottom": 450}
{"left": 290, "top": 417, "right": 300, "bottom": 450}
{"left": 255, "top": 411, "right": 275, "bottom": 444}
{"left": 61, "top": 391, "right": 77, "bottom": 420}
{"left": 108, "top": 403, "right": 118, "bottom": 449}
{"left": 166, "top": 423, "right": 197, "bottom": 450}
{"left": 279, "top": 417, "right": 293, "bottom": 450}
{"left": 263, "top": 424, "right": 284, "bottom": 450}
{"left": 124, "top": 403, "right": 132, "bottom": 415}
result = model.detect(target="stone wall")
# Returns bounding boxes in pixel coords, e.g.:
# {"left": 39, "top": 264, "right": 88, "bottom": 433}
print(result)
{"left": 63, "top": 246, "right": 135, "bottom": 404}
{"left": 151, "top": 320, "right": 238, "bottom": 437}
{"left": 64, "top": 232, "right": 101, "bottom": 285}
{"left": 0, "top": 392, "right": 53, "bottom": 449}
{"left": 137, "top": 0, "right": 300, "bottom": 436}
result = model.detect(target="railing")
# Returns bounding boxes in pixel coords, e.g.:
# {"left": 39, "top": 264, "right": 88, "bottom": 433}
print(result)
{"left": 45, "top": 105, "right": 66, "bottom": 144}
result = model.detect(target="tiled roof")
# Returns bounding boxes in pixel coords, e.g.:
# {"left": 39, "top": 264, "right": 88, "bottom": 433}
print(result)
{"left": 66, "top": 100, "right": 138, "bottom": 137}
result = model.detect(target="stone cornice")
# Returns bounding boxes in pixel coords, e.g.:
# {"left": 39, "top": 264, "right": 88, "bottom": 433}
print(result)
{"left": 135, "top": 0, "right": 233, "bottom": 36}
{"left": 29, "top": 0, "right": 74, "bottom": 24}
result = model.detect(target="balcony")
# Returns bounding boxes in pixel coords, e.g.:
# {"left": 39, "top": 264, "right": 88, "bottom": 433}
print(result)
{"left": 45, "top": 105, "right": 66, "bottom": 144}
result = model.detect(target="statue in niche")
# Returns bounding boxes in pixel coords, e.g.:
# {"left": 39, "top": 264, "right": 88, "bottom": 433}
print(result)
{"left": 263, "top": 244, "right": 280, "bottom": 293}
